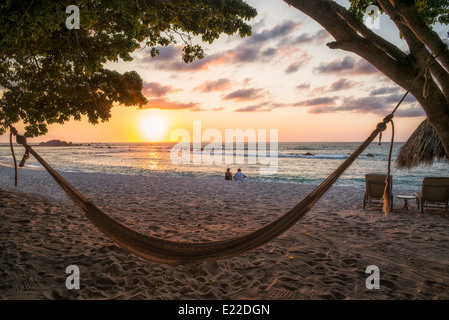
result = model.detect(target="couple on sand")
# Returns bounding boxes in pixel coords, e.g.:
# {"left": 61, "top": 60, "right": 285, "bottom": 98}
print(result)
{"left": 225, "top": 168, "right": 247, "bottom": 181}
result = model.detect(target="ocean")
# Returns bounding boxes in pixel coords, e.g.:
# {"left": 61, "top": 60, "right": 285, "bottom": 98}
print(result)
{"left": 0, "top": 141, "right": 448, "bottom": 191}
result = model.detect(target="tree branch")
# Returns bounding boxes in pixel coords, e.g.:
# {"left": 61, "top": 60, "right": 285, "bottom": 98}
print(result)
{"left": 326, "top": 0, "right": 408, "bottom": 64}
{"left": 377, "top": 0, "right": 423, "bottom": 59}
{"left": 284, "top": 0, "right": 449, "bottom": 155}
{"left": 377, "top": 0, "right": 449, "bottom": 100}
{"left": 393, "top": 0, "right": 449, "bottom": 72}
{"left": 429, "top": 60, "right": 449, "bottom": 99}
{"left": 284, "top": 0, "right": 408, "bottom": 88}
{"left": 284, "top": 0, "right": 358, "bottom": 42}
{"left": 0, "top": 0, "right": 35, "bottom": 47}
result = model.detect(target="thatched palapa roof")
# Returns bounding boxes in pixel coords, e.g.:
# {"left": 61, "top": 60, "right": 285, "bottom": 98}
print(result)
{"left": 396, "top": 119, "right": 448, "bottom": 169}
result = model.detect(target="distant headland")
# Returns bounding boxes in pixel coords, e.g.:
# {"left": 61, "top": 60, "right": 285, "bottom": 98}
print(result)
{"left": 38, "top": 140, "right": 81, "bottom": 147}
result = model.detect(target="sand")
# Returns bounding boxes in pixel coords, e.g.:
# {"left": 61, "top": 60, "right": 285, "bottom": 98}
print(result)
{"left": 1, "top": 164, "right": 449, "bottom": 300}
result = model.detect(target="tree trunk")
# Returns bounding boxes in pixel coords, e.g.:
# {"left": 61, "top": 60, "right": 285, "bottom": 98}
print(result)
{"left": 284, "top": 0, "right": 449, "bottom": 156}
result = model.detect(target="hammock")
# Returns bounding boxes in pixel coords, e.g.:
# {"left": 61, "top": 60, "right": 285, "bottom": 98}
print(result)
{"left": 3, "top": 49, "right": 437, "bottom": 264}
{"left": 4, "top": 116, "right": 392, "bottom": 264}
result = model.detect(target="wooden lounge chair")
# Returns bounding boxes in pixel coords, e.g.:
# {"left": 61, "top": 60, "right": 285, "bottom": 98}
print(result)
{"left": 414, "top": 177, "right": 449, "bottom": 213}
{"left": 363, "top": 174, "right": 393, "bottom": 211}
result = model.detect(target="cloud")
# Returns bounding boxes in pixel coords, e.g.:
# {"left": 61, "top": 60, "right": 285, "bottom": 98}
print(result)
{"left": 194, "top": 78, "right": 232, "bottom": 93}
{"left": 142, "top": 81, "right": 180, "bottom": 97}
{"left": 234, "top": 102, "right": 286, "bottom": 112}
{"left": 369, "top": 87, "right": 401, "bottom": 96}
{"left": 142, "top": 97, "right": 201, "bottom": 110}
{"left": 234, "top": 96, "right": 339, "bottom": 113}
{"left": 234, "top": 104, "right": 271, "bottom": 112}
{"left": 170, "top": 54, "right": 229, "bottom": 71}
{"left": 261, "top": 47, "right": 277, "bottom": 58}
{"left": 293, "top": 96, "right": 339, "bottom": 107}
{"left": 285, "top": 52, "right": 310, "bottom": 73}
{"left": 285, "top": 62, "right": 304, "bottom": 73}
{"left": 303, "top": 95, "right": 424, "bottom": 117}
{"left": 315, "top": 29, "right": 332, "bottom": 41}
{"left": 140, "top": 45, "right": 230, "bottom": 72}
{"left": 222, "top": 88, "right": 266, "bottom": 101}
{"left": 234, "top": 97, "right": 340, "bottom": 113}
{"left": 141, "top": 46, "right": 179, "bottom": 62}
{"left": 296, "top": 82, "right": 310, "bottom": 90}
{"left": 328, "top": 79, "right": 358, "bottom": 91}
{"left": 229, "top": 89, "right": 424, "bottom": 117}
{"left": 314, "top": 56, "right": 353, "bottom": 73}
{"left": 228, "top": 43, "right": 283, "bottom": 65}
{"left": 384, "top": 93, "right": 417, "bottom": 104}
{"left": 248, "top": 20, "right": 302, "bottom": 44}
{"left": 338, "top": 95, "right": 423, "bottom": 117}
{"left": 354, "top": 60, "right": 379, "bottom": 75}
{"left": 314, "top": 56, "right": 378, "bottom": 75}
{"left": 140, "top": 43, "right": 273, "bottom": 72}
{"left": 337, "top": 96, "right": 387, "bottom": 113}
{"left": 138, "top": 20, "right": 304, "bottom": 72}
{"left": 277, "top": 29, "right": 331, "bottom": 56}
{"left": 231, "top": 45, "right": 262, "bottom": 63}
{"left": 394, "top": 106, "right": 426, "bottom": 117}
{"left": 289, "top": 29, "right": 331, "bottom": 45}
{"left": 292, "top": 33, "right": 314, "bottom": 44}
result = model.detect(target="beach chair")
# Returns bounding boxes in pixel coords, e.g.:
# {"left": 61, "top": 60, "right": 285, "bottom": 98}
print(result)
{"left": 414, "top": 177, "right": 449, "bottom": 213}
{"left": 363, "top": 174, "right": 393, "bottom": 211}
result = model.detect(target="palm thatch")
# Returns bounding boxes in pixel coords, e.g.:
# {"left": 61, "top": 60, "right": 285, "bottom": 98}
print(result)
{"left": 396, "top": 119, "right": 448, "bottom": 169}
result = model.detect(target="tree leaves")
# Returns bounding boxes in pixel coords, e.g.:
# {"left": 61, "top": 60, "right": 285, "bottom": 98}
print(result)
{"left": 0, "top": 0, "right": 257, "bottom": 137}
{"left": 348, "top": 0, "right": 449, "bottom": 26}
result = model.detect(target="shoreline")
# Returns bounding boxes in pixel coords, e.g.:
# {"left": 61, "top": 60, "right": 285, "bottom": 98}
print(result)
{"left": 0, "top": 158, "right": 418, "bottom": 196}
{"left": 1, "top": 165, "right": 449, "bottom": 300}
{"left": 1, "top": 163, "right": 364, "bottom": 202}
{"left": 2, "top": 140, "right": 448, "bottom": 192}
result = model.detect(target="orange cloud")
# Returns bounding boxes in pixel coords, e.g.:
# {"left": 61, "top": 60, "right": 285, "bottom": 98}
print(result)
{"left": 194, "top": 78, "right": 233, "bottom": 92}
{"left": 141, "top": 97, "right": 202, "bottom": 111}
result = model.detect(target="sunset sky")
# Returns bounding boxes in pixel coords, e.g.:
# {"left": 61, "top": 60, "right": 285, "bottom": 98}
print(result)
{"left": 2, "top": 0, "right": 448, "bottom": 143}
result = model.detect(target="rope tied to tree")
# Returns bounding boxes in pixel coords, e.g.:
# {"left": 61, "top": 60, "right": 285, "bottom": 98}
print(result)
{"left": 378, "top": 48, "right": 445, "bottom": 215}
{"left": 9, "top": 131, "right": 18, "bottom": 186}
{"left": 0, "top": 111, "right": 29, "bottom": 186}
{"left": 382, "top": 118, "right": 395, "bottom": 215}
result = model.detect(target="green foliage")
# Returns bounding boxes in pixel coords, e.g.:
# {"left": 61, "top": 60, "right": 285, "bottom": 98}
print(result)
{"left": 0, "top": 0, "right": 257, "bottom": 137}
{"left": 348, "top": 0, "right": 449, "bottom": 26}
{"left": 415, "top": 0, "right": 449, "bottom": 25}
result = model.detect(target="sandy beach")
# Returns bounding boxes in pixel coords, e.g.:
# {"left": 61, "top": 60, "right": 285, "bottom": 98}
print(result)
{"left": 1, "top": 164, "right": 448, "bottom": 300}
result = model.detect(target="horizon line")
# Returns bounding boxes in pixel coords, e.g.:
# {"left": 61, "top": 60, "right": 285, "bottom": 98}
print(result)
{"left": 0, "top": 140, "right": 408, "bottom": 144}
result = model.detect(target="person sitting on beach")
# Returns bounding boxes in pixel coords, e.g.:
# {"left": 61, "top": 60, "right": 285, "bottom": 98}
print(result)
{"left": 233, "top": 168, "right": 247, "bottom": 181}
{"left": 225, "top": 168, "right": 233, "bottom": 180}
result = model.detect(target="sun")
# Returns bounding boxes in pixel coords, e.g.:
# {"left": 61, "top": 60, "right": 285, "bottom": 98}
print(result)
{"left": 139, "top": 112, "right": 169, "bottom": 141}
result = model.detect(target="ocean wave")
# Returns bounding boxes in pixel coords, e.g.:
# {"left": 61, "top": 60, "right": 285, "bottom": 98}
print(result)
{"left": 190, "top": 150, "right": 347, "bottom": 159}
{"left": 84, "top": 144, "right": 349, "bottom": 161}
{"left": 280, "top": 153, "right": 348, "bottom": 159}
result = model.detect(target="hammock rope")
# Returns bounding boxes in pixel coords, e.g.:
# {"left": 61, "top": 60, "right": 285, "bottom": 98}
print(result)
{"left": 2, "top": 114, "right": 390, "bottom": 264}
{"left": 0, "top": 51, "right": 441, "bottom": 264}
